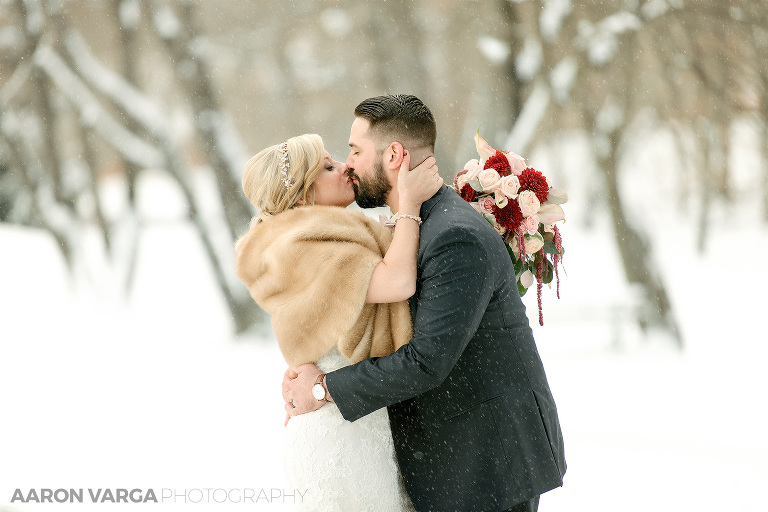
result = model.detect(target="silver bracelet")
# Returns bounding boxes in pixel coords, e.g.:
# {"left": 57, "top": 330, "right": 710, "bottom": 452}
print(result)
{"left": 397, "top": 214, "right": 422, "bottom": 225}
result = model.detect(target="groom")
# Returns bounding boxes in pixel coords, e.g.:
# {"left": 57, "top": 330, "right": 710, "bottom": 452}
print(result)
{"left": 284, "top": 94, "right": 566, "bottom": 511}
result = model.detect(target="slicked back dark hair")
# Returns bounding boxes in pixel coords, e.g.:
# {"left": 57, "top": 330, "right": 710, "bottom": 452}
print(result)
{"left": 354, "top": 94, "right": 436, "bottom": 151}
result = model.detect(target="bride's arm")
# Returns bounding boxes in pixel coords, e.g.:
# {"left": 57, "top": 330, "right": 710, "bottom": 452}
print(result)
{"left": 365, "top": 152, "right": 441, "bottom": 304}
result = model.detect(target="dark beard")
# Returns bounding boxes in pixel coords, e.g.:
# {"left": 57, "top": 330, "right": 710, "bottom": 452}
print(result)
{"left": 351, "top": 160, "right": 391, "bottom": 209}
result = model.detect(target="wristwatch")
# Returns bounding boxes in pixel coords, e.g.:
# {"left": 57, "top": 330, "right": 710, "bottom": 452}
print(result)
{"left": 312, "top": 373, "right": 330, "bottom": 402}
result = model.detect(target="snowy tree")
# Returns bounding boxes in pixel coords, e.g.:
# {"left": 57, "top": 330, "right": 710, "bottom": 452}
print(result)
{"left": 0, "top": 0, "right": 260, "bottom": 331}
{"left": 1, "top": 0, "right": 765, "bottom": 345}
{"left": 489, "top": 0, "right": 767, "bottom": 347}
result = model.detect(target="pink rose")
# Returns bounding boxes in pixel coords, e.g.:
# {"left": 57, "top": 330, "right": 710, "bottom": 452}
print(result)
{"left": 453, "top": 169, "right": 467, "bottom": 190}
{"left": 517, "top": 190, "right": 541, "bottom": 217}
{"left": 498, "top": 175, "right": 520, "bottom": 198}
{"left": 456, "top": 172, "right": 472, "bottom": 191}
{"left": 478, "top": 196, "right": 496, "bottom": 214}
{"left": 493, "top": 222, "right": 507, "bottom": 235}
{"left": 478, "top": 168, "right": 501, "bottom": 192}
{"left": 464, "top": 159, "right": 484, "bottom": 180}
{"left": 523, "top": 215, "right": 540, "bottom": 235}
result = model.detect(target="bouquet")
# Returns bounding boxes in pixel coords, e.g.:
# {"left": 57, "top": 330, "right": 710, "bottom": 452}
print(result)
{"left": 452, "top": 130, "right": 567, "bottom": 326}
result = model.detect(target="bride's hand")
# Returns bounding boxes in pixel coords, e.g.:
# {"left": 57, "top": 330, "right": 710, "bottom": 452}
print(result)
{"left": 283, "top": 367, "right": 298, "bottom": 426}
{"left": 397, "top": 151, "right": 442, "bottom": 211}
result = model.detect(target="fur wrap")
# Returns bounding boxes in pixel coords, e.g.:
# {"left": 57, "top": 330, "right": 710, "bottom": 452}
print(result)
{"left": 234, "top": 206, "right": 413, "bottom": 367}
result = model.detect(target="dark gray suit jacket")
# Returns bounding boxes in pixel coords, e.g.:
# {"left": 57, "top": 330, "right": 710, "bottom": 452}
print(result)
{"left": 326, "top": 185, "right": 566, "bottom": 511}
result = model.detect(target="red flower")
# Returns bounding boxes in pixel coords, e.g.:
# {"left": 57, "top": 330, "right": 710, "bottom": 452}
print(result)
{"left": 483, "top": 150, "right": 511, "bottom": 177}
{"left": 519, "top": 168, "right": 549, "bottom": 203}
{"left": 491, "top": 199, "right": 523, "bottom": 232}
{"left": 536, "top": 258, "right": 544, "bottom": 326}
{"left": 459, "top": 183, "right": 477, "bottom": 202}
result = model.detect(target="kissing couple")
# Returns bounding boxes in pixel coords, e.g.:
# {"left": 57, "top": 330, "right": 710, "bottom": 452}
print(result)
{"left": 235, "top": 95, "right": 566, "bottom": 511}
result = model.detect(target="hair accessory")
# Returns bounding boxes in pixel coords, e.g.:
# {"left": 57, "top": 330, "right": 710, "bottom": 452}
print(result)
{"left": 278, "top": 142, "right": 292, "bottom": 189}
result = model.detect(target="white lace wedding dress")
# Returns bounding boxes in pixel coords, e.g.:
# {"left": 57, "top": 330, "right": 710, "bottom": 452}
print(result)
{"left": 283, "top": 348, "right": 415, "bottom": 511}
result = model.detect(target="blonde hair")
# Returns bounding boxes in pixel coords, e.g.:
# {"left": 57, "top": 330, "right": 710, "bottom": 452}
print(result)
{"left": 242, "top": 134, "right": 325, "bottom": 216}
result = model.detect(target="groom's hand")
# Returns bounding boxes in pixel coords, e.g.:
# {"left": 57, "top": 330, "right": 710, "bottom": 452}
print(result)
{"left": 285, "top": 363, "right": 326, "bottom": 417}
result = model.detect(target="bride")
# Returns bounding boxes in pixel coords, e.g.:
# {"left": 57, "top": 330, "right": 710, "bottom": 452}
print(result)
{"left": 234, "top": 133, "right": 441, "bottom": 511}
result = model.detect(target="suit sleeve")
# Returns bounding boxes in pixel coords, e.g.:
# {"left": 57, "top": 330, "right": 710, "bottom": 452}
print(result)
{"left": 325, "top": 226, "right": 495, "bottom": 422}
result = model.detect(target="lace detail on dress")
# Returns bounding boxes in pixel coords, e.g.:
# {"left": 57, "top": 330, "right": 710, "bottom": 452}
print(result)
{"left": 284, "top": 348, "right": 415, "bottom": 511}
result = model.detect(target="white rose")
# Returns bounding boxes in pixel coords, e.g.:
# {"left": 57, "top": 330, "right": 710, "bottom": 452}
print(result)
{"left": 517, "top": 190, "right": 541, "bottom": 218}
{"left": 478, "top": 168, "right": 501, "bottom": 192}
{"left": 524, "top": 233, "right": 544, "bottom": 254}
{"left": 498, "top": 175, "right": 520, "bottom": 198}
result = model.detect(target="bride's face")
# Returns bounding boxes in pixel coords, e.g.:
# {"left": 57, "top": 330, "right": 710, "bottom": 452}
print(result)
{"left": 309, "top": 151, "right": 355, "bottom": 207}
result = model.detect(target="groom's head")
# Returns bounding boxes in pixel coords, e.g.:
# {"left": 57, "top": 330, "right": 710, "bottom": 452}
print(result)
{"left": 347, "top": 94, "right": 436, "bottom": 209}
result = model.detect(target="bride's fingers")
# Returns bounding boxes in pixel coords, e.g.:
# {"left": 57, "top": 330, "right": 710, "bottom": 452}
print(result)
{"left": 398, "top": 150, "right": 411, "bottom": 174}
{"left": 412, "top": 155, "right": 436, "bottom": 172}
{"left": 282, "top": 367, "right": 297, "bottom": 401}
{"left": 284, "top": 411, "right": 291, "bottom": 426}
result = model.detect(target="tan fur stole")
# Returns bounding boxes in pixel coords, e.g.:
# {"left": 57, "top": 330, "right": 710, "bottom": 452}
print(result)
{"left": 234, "top": 206, "right": 413, "bottom": 367}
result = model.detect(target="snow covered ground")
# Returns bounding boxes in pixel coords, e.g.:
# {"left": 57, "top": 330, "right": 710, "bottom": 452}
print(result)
{"left": 1, "top": 148, "right": 767, "bottom": 511}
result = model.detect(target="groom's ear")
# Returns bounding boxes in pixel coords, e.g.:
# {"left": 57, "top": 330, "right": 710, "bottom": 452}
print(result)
{"left": 384, "top": 142, "right": 405, "bottom": 171}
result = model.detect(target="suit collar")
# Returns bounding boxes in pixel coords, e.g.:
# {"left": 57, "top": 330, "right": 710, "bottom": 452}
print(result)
{"left": 419, "top": 185, "right": 449, "bottom": 221}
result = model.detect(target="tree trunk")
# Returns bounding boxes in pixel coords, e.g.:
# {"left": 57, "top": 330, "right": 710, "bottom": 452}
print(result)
{"left": 112, "top": 0, "right": 143, "bottom": 205}
{"left": 154, "top": 1, "right": 254, "bottom": 241}
{"left": 597, "top": 129, "right": 683, "bottom": 348}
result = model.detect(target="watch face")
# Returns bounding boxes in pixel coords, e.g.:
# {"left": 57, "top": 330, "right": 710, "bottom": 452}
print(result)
{"left": 312, "top": 384, "right": 325, "bottom": 400}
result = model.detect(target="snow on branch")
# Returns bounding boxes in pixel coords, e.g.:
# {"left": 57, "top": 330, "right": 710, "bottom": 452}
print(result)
{"left": 33, "top": 45, "right": 164, "bottom": 169}
{"left": 540, "top": 0, "right": 572, "bottom": 42}
{"left": 516, "top": 36, "right": 543, "bottom": 82}
{"left": 640, "top": 0, "right": 684, "bottom": 20}
{"left": 64, "top": 30, "right": 169, "bottom": 138}
{"left": 577, "top": 11, "right": 642, "bottom": 66}
{"left": 152, "top": 5, "right": 181, "bottom": 40}
{"left": 477, "top": 35, "right": 511, "bottom": 65}
{"left": 118, "top": 0, "right": 141, "bottom": 29}
{"left": 21, "top": 0, "right": 45, "bottom": 36}
{"left": 549, "top": 56, "right": 578, "bottom": 104}
{"left": 504, "top": 79, "right": 551, "bottom": 155}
